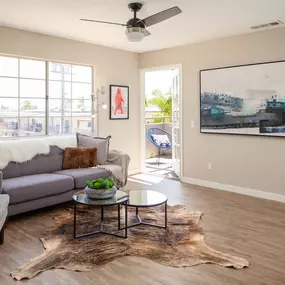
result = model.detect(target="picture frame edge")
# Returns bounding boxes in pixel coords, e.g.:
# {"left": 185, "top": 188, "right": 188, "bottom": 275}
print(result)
{"left": 109, "top": 84, "right": 129, "bottom": 120}
{"left": 199, "top": 59, "right": 285, "bottom": 138}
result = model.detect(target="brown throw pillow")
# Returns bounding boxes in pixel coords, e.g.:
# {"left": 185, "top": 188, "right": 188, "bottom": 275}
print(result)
{"left": 63, "top": 147, "right": 97, "bottom": 170}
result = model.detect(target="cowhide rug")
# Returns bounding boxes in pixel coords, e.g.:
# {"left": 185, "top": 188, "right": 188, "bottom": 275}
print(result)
{"left": 11, "top": 205, "right": 249, "bottom": 280}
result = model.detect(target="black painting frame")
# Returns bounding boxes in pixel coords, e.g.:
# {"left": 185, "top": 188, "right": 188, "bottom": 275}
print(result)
{"left": 199, "top": 59, "right": 285, "bottom": 138}
{"left": 109, "top": 85, "right": 129, "bottom": 120}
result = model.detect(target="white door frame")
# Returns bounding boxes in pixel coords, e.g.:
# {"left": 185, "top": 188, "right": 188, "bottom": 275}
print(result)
{"left": 139, "top": 64, "right": 183, "bottom": 177}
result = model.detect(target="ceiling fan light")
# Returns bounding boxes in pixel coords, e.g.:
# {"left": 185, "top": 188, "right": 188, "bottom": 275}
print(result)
{"left": 125, "top": 27, "right": 145, "bottom": 42}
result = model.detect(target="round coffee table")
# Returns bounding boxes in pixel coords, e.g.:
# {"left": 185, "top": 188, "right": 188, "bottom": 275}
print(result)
{"left": 126, "top": 190, "right": 168, "bottom": 229}
{"left": 73, "top": 190, "right": 129, "bottom": 239}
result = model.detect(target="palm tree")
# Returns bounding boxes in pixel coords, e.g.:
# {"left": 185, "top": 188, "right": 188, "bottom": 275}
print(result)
{"left": 147, "top": 88, "right": 172, "bottom": 123}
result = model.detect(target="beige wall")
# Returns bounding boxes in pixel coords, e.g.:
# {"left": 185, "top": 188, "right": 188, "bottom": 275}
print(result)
{"left": 140, "top": 27, "right": 285, "bottom": 195}
{"left": 0, "top": 27, "right": 140, "bottom": 171}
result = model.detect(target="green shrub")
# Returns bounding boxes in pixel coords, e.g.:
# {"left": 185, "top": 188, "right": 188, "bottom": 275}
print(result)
{"left": 86, "top": 177, "right": 114, "bottom": 190}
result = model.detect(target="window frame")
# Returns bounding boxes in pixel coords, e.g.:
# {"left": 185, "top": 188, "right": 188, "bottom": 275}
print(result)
{"left": 0, "top": 55, "right": 94, "bottom": 138}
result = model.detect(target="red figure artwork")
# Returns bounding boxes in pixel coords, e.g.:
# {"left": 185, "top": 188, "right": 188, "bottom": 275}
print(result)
{"left": 114, "top": 88, "right": 124, "bottom": 115}
{"left": 110, "top": 85, "right": 129, "bottom": 120}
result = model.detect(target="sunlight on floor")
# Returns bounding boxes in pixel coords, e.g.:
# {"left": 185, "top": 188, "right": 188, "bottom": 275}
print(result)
{"left": 145, "top": 157, "right": 179, "bottom": 180}
{"left": 130, "top": 173, "right": 164, "bottom": 184}
{"left": 127, "top": 177, "right": 153, "bottom": 185}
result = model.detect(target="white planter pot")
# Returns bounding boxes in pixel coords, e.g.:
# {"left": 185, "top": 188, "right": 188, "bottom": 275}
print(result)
{"left": 84, "top": 186, "right": 117, "bottom": 199}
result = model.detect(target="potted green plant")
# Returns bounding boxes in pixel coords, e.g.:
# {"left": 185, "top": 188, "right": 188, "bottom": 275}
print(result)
{"left": 84, "top": 177, "right": 117, "bottom": 199}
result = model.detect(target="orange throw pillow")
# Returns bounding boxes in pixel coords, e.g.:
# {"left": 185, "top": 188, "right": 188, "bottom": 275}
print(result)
{"left": 63, "top": 147, "right": 97, "bottom": 169}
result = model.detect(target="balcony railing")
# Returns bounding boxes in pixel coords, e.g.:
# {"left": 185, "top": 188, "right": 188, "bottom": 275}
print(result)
{"left": 145, "top": 116, "right": 171, "bottom": 124}
{"left": 145, "top": 111, "right": 172, "bottom": 124}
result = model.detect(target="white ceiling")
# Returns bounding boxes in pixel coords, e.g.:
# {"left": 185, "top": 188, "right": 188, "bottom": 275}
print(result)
{"left": 0, "top": 0, "right": 285, "bottom": 53}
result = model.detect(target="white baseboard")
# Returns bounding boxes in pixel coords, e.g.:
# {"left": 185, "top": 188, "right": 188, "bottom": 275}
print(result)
{"left": 128, "top": 169, "right": 141, "bottom": 176}
{"left": 181, "top": 177, "right": 285, "bottom": 203}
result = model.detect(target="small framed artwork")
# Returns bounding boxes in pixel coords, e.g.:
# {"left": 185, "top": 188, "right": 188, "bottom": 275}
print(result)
{"left": 109, "top": 85, "right": 129, "bottom": 120}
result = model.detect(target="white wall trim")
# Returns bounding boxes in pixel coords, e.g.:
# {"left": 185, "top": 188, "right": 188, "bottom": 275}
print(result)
{"left": 181, "top": 177, "right": 285, "bottom": 203}
{"left": 128, "top": 169, "right": 141, "bottom": 176}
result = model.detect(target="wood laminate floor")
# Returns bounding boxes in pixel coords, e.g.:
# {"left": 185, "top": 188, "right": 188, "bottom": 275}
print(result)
{"left": 0, "top": 175, "right": 285, "bottom": 285}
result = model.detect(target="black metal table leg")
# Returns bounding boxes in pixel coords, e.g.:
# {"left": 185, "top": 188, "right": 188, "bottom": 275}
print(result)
{"left": 126, "top": 200, "right": 168, "bottom": 229}
{"left": 135, "top": 206, "right": 142, "bottom": 223}
{"left": 99, "top": 206, "right": 104, "bottom": 231}
{"left": 101, "top": 206, "right": 104, "bottom": 221}
{"left": 118, "top": 204, "right": 121, "bottom": 230}
{"left": 73, "top": 201, "right": 129, "bottom": 239}
{"left": 73, "top": 202, "right": 77, "bottom": 238}
{"left": 165, "top": 201, "right": 168, "bottom": 229}
{"left": 125, "top": 203, "right": 128, "bottom": 238}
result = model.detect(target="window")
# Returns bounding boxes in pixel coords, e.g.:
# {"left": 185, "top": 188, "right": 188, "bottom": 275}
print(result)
{"left": 48, "top": 62, "right": 92, "bottom": 135}
{"left": 0, "top": 56, "right": 93, "bottom": 138}
{"left": 0, "top": 56, "right": 46, "bottom": 137}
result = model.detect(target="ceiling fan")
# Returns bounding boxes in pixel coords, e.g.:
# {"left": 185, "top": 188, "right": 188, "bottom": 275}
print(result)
{"left": 80, "top": 2, "right": 182, "bottom": 42}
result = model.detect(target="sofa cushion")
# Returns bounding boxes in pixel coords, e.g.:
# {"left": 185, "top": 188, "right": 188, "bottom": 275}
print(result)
{"left": 54, "top": 168, "right": 110, "bottom": 189}
{"left": 76, "top": 133, "right": 111, "bottom": 165}
{"left": 2, "top": 174, "right": 74, "bottom": 204}
{"left": 2, "top": 146, "right": 64, "bottom": 179}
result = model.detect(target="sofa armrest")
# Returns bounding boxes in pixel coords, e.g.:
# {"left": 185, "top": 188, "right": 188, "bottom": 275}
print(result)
{"left": 107, "top": 150, "right": 130, "bottom": 187}
{"left": 0, "top": 171, "right": 3, "bottom": 194}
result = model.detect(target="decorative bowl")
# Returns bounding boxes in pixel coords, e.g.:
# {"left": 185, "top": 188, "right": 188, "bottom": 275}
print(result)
{"left": 84, "top": 186, "right": 117, "bottom": 200}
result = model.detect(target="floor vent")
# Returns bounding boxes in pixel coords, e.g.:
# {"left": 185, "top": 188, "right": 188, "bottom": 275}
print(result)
{"left": 250, "top": 20, "right": 283, "bottom": 30}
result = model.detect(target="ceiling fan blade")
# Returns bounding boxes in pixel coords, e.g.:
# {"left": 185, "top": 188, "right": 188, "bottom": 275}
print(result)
{"left": 139, "top": 6, "right": 182, "bottom": 27}
{"left": 143, "top": 29, "right": 151, "bottom": 37}
{"left": 80, "top": 19, "right": 126, "bottom": 27}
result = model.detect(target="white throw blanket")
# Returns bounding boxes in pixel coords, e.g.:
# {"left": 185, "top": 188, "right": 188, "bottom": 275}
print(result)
{"left": 0, "top": 136, "right": 130, "bottom": 188}
{"left": 0, "top": 136, "right": 77, "bottom": 170}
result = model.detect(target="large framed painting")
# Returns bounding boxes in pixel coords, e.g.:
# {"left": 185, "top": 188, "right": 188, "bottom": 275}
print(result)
{"left": 109, "top": 85, "right": 129, "bottom": 120}
{"left": 200, "top": 60, "right": 285, "bottom": 137}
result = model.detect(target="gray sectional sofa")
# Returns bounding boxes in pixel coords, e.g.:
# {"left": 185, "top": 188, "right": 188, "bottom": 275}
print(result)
{"left": 0, "top": 146, "right": 129, "bottom": 216}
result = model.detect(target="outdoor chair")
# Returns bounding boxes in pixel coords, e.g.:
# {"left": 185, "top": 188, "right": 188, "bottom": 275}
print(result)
{"left": 146, "top": 128, "right": 172, "bottom": 165}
